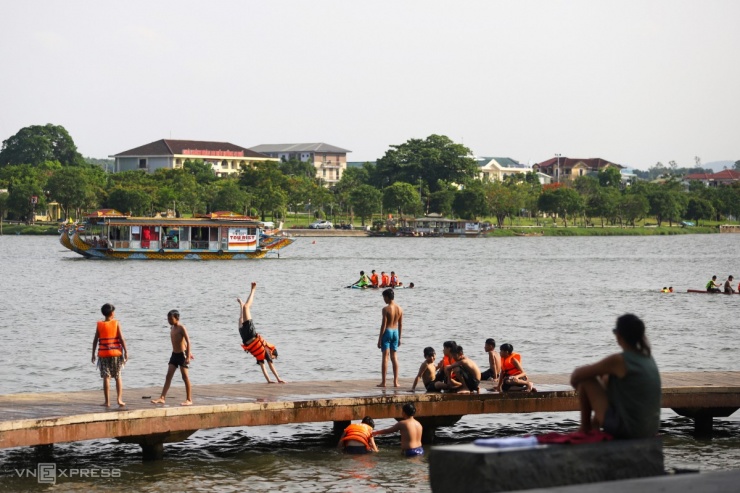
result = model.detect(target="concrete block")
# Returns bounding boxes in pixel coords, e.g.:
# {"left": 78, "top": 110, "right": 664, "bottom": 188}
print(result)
{"left": 429, "top": 438, "right": 663, "bottom": 492}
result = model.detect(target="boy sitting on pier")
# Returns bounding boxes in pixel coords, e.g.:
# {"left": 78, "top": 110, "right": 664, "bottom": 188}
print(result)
{"left": 411, "top": 347, "right": 438, "bottom": 392}
{"left": 238, "top": 282, "right": 285, "bottom": 383}
{"left": 444, "top": 345, "right": 482, "bottom": 393}
{"left": 497, "top": 343, "right": 536, "bottom": 392}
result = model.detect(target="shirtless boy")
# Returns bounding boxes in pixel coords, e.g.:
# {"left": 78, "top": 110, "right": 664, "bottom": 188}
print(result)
{"left": 444, "top": 345, "right": 482, "bottom": 393}
{"left": 481, "top": 338, "right": 501, "bottom": 383}
{"left": 91, "top": 303, "right": 128, "bottom": 407}
{"left": 411, "top": 347, "right": 437, "bottom": 392}
{"left": 372, "top": 403, "right": 424, "bottom": 456}
{"left": 152, "top": 310, "right": 193, "bottom": 406}
{"left": 377, "top": 288, "right": 403, "bottom": 387}
{"left": 238, "top": 282, "right": 284, "bottom": 383}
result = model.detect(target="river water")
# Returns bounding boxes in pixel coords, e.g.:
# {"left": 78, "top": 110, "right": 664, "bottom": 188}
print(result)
{"left": 1, "top": 234, "right": 739, "bottom": 491}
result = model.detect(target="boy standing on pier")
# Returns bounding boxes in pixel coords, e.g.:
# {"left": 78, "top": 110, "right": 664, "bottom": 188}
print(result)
{"left": 238, "top": 282, "right": 285, "bottom": 383}
{"left": 151, "top": 310, "right": 193, "bottom": 406}
{"left": 92, "top": 303, "right": 128, "bottom": 407}
{"left": 377, "top": 288, "right": 403, "bottom": 387}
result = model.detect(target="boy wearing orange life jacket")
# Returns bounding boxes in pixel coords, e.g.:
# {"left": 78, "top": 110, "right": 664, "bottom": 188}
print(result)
{"left": 91, "top": 303, "right": 128, "bottom": 408}
{"left": 433, "top": 341, "right": 460, "bottom": 390}
{"left": 238, "top": 282, "right": 285, "bottom": 384}
{"left": 380, "top": 271, "right": 390, "bottom": 288}
{"left": 497, "top": 343, "right": 535, "bottom": 392}
{"left": 370, "top": 270, "right": 380, "bottom": 288}
{"left": 337, "top": 416, "right": 379, "bottom": 454}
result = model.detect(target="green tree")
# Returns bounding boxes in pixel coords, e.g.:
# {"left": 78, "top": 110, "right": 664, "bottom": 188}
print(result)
{"left": 0, "top": 124, "right": 85, "bottom": 167}
{"left": 734, "top": 160, "right": 740, "bottom": 171}
{"left": 598, "top": 167, "right": 622, "bottom": 188}
{"left": 685, "top": 197, "right": 715, "bottom": 226}
{"left": 210, "top": 180, "right": 250, "bottom": 214}
{"left": 278, "top": 157, "right": 316, "bottom": 179}
{"left": 106, "top": 187, "right": 152, "bottom": 216}
{"left": 375, "top": 135, "right": 478, "bottom": 193}
{"left": 46, "top": 167, "right": 96, "bottom": 220}
{"left": 0, "top": 191, "right": 9, "bottom": 229}
{"left": 453, "top": 183, "right": 487, "bottom": 220}
{"left": 648, "top": 187, "right": 687, "bottom": 227}
{"left": 349, "top": 184, "right": 382, "bottom": 226}
{"left": 484, "top": 181, "right": 519, "bottom": 227}
{"left": 428, "top": 182, "right": 457, "bottom": 216}
{"left": 618, "top": 193, "right": 649, "bottom": 227}
{"left": 538, "top": 187, "right": 583, "bottom": 227}
{"left": 383, "top": 181, "right": 422, "bottom": 217}
{"left": 183, "top": 159, "right": 217, "bottom": 184}
{"left": 586, "top": 187, "right": 620, "bottom": 227}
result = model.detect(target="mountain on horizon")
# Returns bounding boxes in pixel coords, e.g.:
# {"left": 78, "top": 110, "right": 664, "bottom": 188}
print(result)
{"left": 703, "top": 160, "right": 736, "bottom": 172}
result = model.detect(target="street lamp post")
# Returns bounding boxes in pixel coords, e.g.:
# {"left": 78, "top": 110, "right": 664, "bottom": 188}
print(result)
{"left": 555, "top": 154, "right": 562, "bottom": 183}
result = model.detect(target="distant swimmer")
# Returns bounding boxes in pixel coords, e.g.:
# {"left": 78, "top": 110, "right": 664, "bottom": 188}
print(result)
{"left": 408, "top": 282, "right": 415, "bottom": 288}
{"left": 724, "top": 276, "right": 736, "bottom": 294}
{"left": 668, "top": 287, "right": 673, "bottom": 293}
{"left": 370, "top": 269, "right": 379, "bottom": 288}
{"left": 706, "top": 275, "right": 721, "bottom": 293}
{"left": 661, "top": 287, "right": 668, "bottom": 293}
{"left": 351, "top": 270, "right": 372, "bottom": 288}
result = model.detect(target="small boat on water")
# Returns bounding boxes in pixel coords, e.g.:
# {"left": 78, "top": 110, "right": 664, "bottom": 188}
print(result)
{"left": 686, "top": 289, "right": 739, "bottom": 295}
{"left": 60, "top": 209, "right": 294, "bottom": 260}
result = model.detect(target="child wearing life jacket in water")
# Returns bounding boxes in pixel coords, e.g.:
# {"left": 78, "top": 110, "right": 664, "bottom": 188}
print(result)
{"left": 238, "top": 282, "right": 285, "bottom": 383}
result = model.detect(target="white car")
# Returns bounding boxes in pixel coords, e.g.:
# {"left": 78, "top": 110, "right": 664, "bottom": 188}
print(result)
{"left": 309, "top": 220, "right": 333, "bottom": 229}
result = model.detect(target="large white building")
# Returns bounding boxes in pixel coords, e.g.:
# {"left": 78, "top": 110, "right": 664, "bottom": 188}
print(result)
{"left": 249, "top": 143, "right": 351, "bottom": 186}
{"left": 111, "top": 139, "right": 276, "bottom": 177}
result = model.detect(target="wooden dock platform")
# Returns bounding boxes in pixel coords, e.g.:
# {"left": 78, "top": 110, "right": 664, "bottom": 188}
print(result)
{"left": 1, "top": 371, "right": 739, "bottom": 459}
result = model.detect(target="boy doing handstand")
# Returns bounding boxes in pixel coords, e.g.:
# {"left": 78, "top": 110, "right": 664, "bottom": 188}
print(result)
{"left": 238, "top": 282, "right": 285, "bottom": 383}
{"left": 151, "top": 310, "right": 193, "bottom": 406}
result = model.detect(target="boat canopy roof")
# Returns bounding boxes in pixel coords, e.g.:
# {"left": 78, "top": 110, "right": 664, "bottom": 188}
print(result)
{"left": 84, "top": 209, "right": 263, "bottom": 227}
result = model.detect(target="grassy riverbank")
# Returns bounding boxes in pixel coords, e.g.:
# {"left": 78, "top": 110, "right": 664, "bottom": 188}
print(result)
{"left": 0, "top": 223, "right": 59, "bottom": 235}
{"left": 488, "top": 225, "right": 718, "bottom": 236}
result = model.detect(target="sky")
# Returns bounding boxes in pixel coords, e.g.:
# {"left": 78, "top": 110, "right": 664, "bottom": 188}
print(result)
{"left": 1, "top": 1, "right": 738, "bottom": 170}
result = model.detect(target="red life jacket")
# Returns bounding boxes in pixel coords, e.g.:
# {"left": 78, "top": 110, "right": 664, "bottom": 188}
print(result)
{"left": 97, "top": 320, "right": 122, "bottom": 358}
{"left": 370, "top": 273, "right": 379, "bottom": 286}
{"left": 381, "top": 274, "right": 389, "bottom": 286}
{"left": 241, "top": 334, "right": 276, "bottom": 361}
{"left": 501, "top": 353, "right": 522, "bottom": 377}
{"left": 341, "top": 423, "right": 373, "bottom": 450}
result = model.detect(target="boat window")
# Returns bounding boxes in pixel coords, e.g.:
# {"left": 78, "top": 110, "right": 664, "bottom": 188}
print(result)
{"left": 210, "top": 228, "right": 219, "bottom": 241}
{"left": 131, "top": 226, "right": 141, "bottom": 241}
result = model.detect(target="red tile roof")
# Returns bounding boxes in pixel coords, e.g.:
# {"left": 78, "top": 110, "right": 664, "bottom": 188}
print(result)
{"left": 685, "top": 170, "right": 740, "bottom": 181}
{"left": 113, "top": 139, "right": 269, "bottom": 158}
{"left": 534, "top": 157, "right": 623, "bottom": 171}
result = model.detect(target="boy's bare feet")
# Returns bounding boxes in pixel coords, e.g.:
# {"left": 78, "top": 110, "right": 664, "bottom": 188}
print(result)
{"left": 151, "top": 397, "right": 166, "bottom": 404}
{"left": 393, "top": 382, "right": 400, "bottom": 387}
{"left": 267, "top": 380, "right": 275, "bottom": 384}
{"left": 117, "top": 401, "right": 126, "bottom": 407}
{"left": 376, "top": 382, "right": 386, "bottom": 387}
{"left": 181, "top": 400, "right": 192, "bottom": 406}
{"left": 277, "top": 379, "right": 286, "bottom": 383}
{"left": 100, "top": 402, "right": 110, "bottom": 407}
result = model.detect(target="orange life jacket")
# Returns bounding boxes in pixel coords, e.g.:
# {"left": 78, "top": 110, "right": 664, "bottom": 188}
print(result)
{"left": 97, "top": 320, "right": 122, "bottom": 358}
{"left": 442, "top": 355, "right": 454, "bottom": 368}
{"left": 341, "top": 423, "right": 373, "bottom": 450}
{"left": 370, "top": 273, "right": 379, "bottom": 286}
{"left": 241, "top": 334, "right": 276, "bottom": 361}
{"left": 381, "top": 274, "right": 389, "bottom": 286}
{"left": 501, "top": 353, "right": 522, "bottom": 377}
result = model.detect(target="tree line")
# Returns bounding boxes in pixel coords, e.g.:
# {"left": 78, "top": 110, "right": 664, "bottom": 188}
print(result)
{"left": 1, "top": 124, "right": 739, "bottom": 228}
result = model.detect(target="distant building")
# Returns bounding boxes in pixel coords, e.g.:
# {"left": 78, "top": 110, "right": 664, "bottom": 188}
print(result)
{"left": 533, "top": 157, "right": 623, "bottom": 182}
{"left": 249, "top": 143, "right": 351, "bottom": 186}
{"left": 684, "top": 169, "right": 740, "bottom": 187}
{"left": 476, "top": 157, "right": 531, "bottom": 182}
{"left": 111, "top": 139, "right": 276, "bottom": 177}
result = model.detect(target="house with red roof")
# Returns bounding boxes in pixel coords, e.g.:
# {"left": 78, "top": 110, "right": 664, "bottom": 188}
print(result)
{"left": 111, "top": 139, "right": 277, "bottom": 177}
{"left": 532, "top": 157, "right": 623, "bottom": 183}
{"left": 684, "top": 169, "right": 740, "bottom": 187}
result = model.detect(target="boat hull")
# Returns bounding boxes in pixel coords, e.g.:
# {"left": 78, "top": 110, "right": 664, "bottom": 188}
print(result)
{"left": 686, "top": 289, "right": 739, "bottom": 295}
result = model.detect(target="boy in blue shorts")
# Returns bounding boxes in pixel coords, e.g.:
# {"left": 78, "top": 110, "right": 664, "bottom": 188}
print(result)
{"left": 377, "top": 288, "right": 403, "bottom": 388}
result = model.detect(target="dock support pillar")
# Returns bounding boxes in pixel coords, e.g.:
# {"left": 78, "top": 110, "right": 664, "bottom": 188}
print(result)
{"left": 333, "top": 420, "right": 350, "bottom": 438}
{"left": 117, "top": 430, "right": 198, "bottom": 461}
{"left": 417, "top": 415, "right": 463, "bottom": 444}
{"left": 672, "top": 407, "right": 739, "bottom": 437}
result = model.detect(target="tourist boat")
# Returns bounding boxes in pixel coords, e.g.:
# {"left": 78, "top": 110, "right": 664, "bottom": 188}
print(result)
{"left": 393, "top": 217, "right": 492, "bottom": 237}
{"left": 60, "top": 209, "right": 294, "bottom": 260}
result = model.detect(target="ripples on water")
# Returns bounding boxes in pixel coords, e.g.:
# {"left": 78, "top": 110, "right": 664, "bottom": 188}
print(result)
{"left": 1, "top": 235, "right": 739, "bottom": 491}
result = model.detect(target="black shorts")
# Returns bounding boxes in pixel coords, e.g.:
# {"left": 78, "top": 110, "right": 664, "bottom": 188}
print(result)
{"left": 168, "top": 351, "right": 189, "bottom": 368}
{"left": 425, "top": 380, "right": 438, "bottom": 392}
{"left": 344, "top": 445, "right": 369, "bottom": 455}
{"left": 603, "top": 405, "right": 628, "bottom": 438}
{"left": 481, "top": 369, "right": 498, "bottom": 381}
{"left": 239, "top": 319, "right": 257, "bottom": 344}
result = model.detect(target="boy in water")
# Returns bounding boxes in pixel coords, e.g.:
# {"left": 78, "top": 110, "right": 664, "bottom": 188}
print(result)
{"left": 377, "top": 288, "right": 403, "bottom": 387}
{"left": 481, "top": 338, "right": 501, "bottom": 384}
{"left": 373, "top": 403, "right": 424, "bottom": 456}
{"left": 91, "top": 303, "right": 128, "bottom": 407}
{"left": 411, "top": 347, "right": 438, "bottom": 392}
{"left": 151, "top": 310, "right": 193, "bottom": 406}
{"left": 238, "top": 282, "right": 285, "bottom": 383}
{"left": 444, "top": 345, "right": 482, "bottom": 393}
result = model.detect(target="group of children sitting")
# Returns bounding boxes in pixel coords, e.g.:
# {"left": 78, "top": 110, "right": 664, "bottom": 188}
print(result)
{"left": 352, "top": 270, "right": 413, "bottom": 289}
{"left": 410, "top": 339, "right": 536, "bottom": 394}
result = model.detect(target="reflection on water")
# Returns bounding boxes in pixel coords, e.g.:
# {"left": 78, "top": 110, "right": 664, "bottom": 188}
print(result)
{"left": 1, "top": 235, "right": 739, "bottom": 490}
